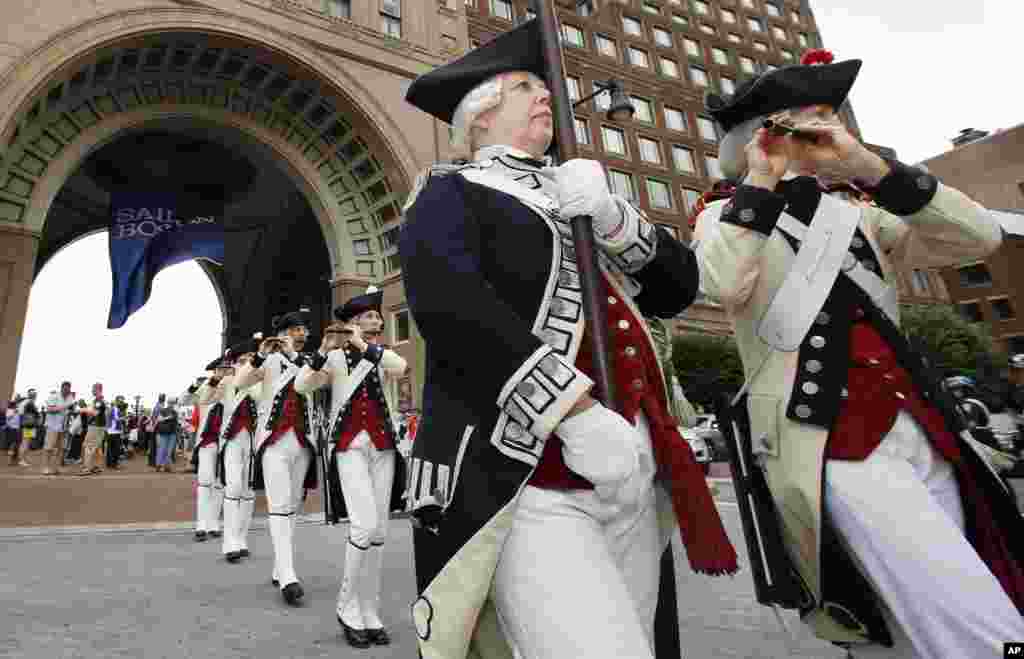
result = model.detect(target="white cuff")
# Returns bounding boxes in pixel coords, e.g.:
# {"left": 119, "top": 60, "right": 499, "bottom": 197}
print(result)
{"left": 496, "top": 345, "right": 593, "bottom": 442}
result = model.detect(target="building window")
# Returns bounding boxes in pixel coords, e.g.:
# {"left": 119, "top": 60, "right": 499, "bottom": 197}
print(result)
{"left": 772, "top": 25, "right": 787, "bottom": 41}
{"left": 562, "top": 24, "right": 585, "bottom": 47}
{"left": 647, "top": 178, "right": 674, "bottom": 209}
{"left": 630, "top": 96, "right": 654, "bottom": 122}
{"left": 639, "top": 136, "right": 662, "bottom": 164}
{"left": 690, "top": 65, "right": 709, "bottom": 87}
{"left": 325, "top": 0, "right": 351, "bottom": 19}
{"left": 705, "top": 154, "right": 724, "bottom": 180}
{"left": 992, "top": 298, "right": 1016, "bottom": 320}
{"left": 699, "top": 23, "right": 716, "bottom": 35}
{"left": 684, "top": 38, "right": 701, "bottom": 58}
{"left": 490, "top": 0, "right": 512, "bottom": 21}
{"left": 692, "top": 0, "right": 709, "bottom": 15}
{"left": 721, "top": 75, "right": 736, "bottom": 94}
{"left": 958, "top": 263, "right": 993, "bottom": 287}
{"left": 602, "top": 126, "right": 627, "bottom": 155}
{"left": 660, "top": 57, "right": 680, "bottom": 78}
{"left": 682, "top": 186, "right": 701, "bottom": 211}
{"left": 609, "top": 170, "right": 637, "bottom": 201}
{"left": 728, "top": 32, "right": 743, "bottom": 43}
{"left": 910, "top": 269, "right": 931, "bottom": 295}
{"left": 765, "top": 2, "right": 781, "bottom": 17}
{"left": 780, "top": 49, "right": 794, "bottom": 61}
{"left": 628, "top": 47, "right": 650, "bottom": 68}
{"left": 721, "top": 8, "right": 737, "bottom": 23}
{"left": 671, "top": 14, "right": 688, "bottom": 27}
{"left": 380, "top": 226, "right": 401, "bottom": 250}
{"left": 753, "top": 41, "right": 768, "bottom": 52}
{"left": 791, "top": 9, "right": 801, "bottom": 23}
{"left": 959, "top": 302, "right": 983, "bottom": 323}
{"left": 712, "top": 47, "right": 730, "bottom": 66}
{"left": 672, "top": 145, "right": 696, "bottom": 173}
{"left": 740, "top": 55, "right": 756, "bottom": 73}
{"left": 574, "top": 117, "right": 591, "bottom": 145}
{"left": 642, "top": 1, "right": 661, "bottom": 15}
{"left": 567, "top": 76, "right": 582, "bottom": 102}
{"left": 576, "top": 1, "right": 591, "bottom": 16}
{"left": 653, "top": 27, "right": 673, "bottom": 47}
{"left": 393, "top": 309, "right": 411, "bottom": 344}
{"left": 798, "top": 32, "right": 809, "bottom": 47}
{"left": 664, "top": 106, "right": 688, "bottom": 132}
{"left": 595, "top": 85, "right": 611, "bottom": 111}
{"left": 595, "top": 34, "right": 617, "bottom": 58}
{"left": 697, "top": 115, "right": 717, "bottom": 141}
{"left": 747, "top": 17, "right": 764, "bottom": 32}
{"left": 381, "top": 0, "right": 402, "bottom": 38}
{"left": 623, "top": 16, "right": 643, "bottom": 36}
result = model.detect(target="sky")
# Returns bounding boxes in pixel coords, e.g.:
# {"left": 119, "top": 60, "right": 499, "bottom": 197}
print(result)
{"left": 13, "top": 0, "right": 1021, "bottom": 401}
{"left": 13, "top": 232, "right": 222, "bottom": 407}
{"left": 811, "top": 0, "right": 1020, "bottom": 164}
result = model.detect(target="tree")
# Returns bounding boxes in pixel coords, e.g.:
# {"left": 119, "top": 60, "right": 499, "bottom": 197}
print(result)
{"left": 899, "top": 303, "right": 1003, "bottom": 379}
{"left": 671, "top": 332, "right": 745, "bottom": 410}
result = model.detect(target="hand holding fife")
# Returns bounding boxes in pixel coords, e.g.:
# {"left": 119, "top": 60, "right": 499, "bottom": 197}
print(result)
{"left": 745, "top": 128, "right": 790, "bottom": 189}
{"left": 320, "top": 327, "right": 346, "bottom": 353}
{"left": 781, "top": 118, "right": 891, "bottom": 186}
{"left": 345, "top": 324, "right": 367, "bottom": 352}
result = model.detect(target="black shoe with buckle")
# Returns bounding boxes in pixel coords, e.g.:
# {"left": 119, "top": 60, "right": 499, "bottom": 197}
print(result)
{"left": 337, "top": 616, "right": 371, "bottom": 648}
{"left": 225, "top": 551, "right": 242, "bottom": 563}
{"left": 365, "top": 627, "right": 391, "bottom": 646}
{"left": 194, "top": 531, "right": 208, "bottom": 542}
{"left": 281, "top": 581, "right": 304, "bottom": 606}
{"left": 238, "top": 549, "right": 250, "bottom": 558}
{"left": 208, "top": 530, "right": 222, "bottom": 539}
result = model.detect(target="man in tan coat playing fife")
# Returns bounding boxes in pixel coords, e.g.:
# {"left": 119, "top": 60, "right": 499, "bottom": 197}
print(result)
{"left": 694, "top": 49, "right": 1024, "bottom": 657}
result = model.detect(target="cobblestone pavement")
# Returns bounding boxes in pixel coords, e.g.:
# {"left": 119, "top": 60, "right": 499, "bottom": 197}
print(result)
{"left": 0, "top": 504, "right": 850, "bottom": 659}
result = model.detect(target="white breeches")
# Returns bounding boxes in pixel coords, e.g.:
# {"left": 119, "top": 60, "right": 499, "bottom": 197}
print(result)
{"left": 336, "top": 431, "right": 396, "bottom": 548}
{"left": 262, "top": 433, "right": 311, "bottom": 588}
{"left": 335, "top": 431, "right": 397, "bottom": 629}
{"left": 826, "top": 410, "right": 1024, "bottom": 659}
{"left": 195, "top": 445, "right": 223, "bottom": 533}
{"left": 493, "top": 412, "right": 661, "bottom": 659}
{"left": 221, "top": 434, "right": 255, "bottom": 554}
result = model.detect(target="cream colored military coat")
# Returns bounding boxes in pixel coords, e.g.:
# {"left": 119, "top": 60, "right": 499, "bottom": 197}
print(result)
{"left": 694, "top": 175, "right": 1001, "bottom": 642}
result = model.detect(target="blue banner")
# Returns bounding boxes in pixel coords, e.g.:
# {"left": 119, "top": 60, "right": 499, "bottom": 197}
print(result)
{"left": 107, "top": 191, "right": 224, "bottom": 329}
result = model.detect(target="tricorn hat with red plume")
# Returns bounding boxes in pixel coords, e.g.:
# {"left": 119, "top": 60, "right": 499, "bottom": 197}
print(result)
{"left": 704, "top": 48, "right": 861, "bottom": 134}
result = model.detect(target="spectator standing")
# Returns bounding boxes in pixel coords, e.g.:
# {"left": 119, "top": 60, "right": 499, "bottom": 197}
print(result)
{"left": 14, "top": 389, "right": 40, "bottom": 466}
{"left": 4, "top": 401, "right": 19, "bottom": 459}
{"left": 148, "top": 394, "right": 166, "bottom": 468}
{"left": 154, "top": 402, "right": 179, "bottom": 472}
{"left": 65, "top": 399, "right": 85, "bottom": 464}
{"left": 42, "top": 382, "right": 76, "bottom": 475}
{"left": 105, "top": 397, "right": 125, "bottom": 470}
{"left": 78, "top": 383, "right": 108, "bottom": 476}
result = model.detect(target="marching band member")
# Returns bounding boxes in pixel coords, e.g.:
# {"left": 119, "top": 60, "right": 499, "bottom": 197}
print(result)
{"left": 194, "top": 361, "right": 227, "bottom": 542}
{"left": 217, "top": 338, "right": 262, "bottom": 563}
{"left": 694, "top": 49, "right": 1024, "bottom": 657}
{"left": 400, "top": 20, "right": 735, "bottom": 659}
{"left": 234, "top": 310, "right": 317, "bottom": 606}
{"left": 295, "top": 288, "right": 408, "bottom": 647}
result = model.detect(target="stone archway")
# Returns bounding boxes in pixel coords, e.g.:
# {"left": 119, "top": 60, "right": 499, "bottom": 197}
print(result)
{"left": 0, "top": 13, "right": 431, "bottom": 399}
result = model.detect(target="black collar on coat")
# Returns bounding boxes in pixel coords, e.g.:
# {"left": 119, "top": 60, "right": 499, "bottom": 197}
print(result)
{"left": 776, "top": 176, "right": 822, "bottom": 225}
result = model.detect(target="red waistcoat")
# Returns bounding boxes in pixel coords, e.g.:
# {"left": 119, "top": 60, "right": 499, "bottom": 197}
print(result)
{"left": 266, "top": 386, "right": 309, "bottom": 449}
{"left": 225, "top": 401, "right": 255, "bottom": 441}
{"left": 198, "top": 406, "right": 222, "bottom": 449}
{"left": 529, "top": 274, "right": 678, "bottom": 490}
{"left": 334, "top": 387, "right": 393, "bottom": 451}
{"left": 827, "top": 312, "right": 959, "bottom": 464}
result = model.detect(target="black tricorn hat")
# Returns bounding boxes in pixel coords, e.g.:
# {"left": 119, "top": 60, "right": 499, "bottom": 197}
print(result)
{"left": 335, "top": 288, "right": 383, "bottom": 323}
{"left": 405, "top": 19, "right": 547, "bottom": 125}
{"left": 204, "top": 355, "right": 226, "bottom": 372}
{"left": 272, "top": 309, "right": 310, "bottom": 333}
{"left": 705, "top": 50, "right": 862, "bottom": 134}
{"left": 225, "top": 334, "right": 262, "bottom": 361}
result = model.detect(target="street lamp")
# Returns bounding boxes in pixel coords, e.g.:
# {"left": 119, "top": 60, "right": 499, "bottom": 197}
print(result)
{"left": 572, "top": 78, "right": 635, "bottom": 122}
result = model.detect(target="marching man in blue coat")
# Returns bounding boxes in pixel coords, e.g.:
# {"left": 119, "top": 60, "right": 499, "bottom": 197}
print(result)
{"left": 400, "top": 19, "right": 736, "bottom": 659}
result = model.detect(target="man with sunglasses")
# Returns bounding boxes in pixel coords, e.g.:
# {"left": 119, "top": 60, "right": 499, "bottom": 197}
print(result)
{"left": 296, "top": 287, "right": 408, "bottom": 648}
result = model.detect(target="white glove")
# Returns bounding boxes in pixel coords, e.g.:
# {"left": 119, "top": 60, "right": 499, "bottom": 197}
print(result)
{"left": 554, "top": 159, "right": 622, "bottom": 237}
{"left": 557, "top": 404, "right": 655, "bottom": 505}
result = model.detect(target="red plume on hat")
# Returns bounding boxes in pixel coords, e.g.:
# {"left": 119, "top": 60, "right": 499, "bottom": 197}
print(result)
{"left": 800, "top": 49, "right": 835, "bottom": 66}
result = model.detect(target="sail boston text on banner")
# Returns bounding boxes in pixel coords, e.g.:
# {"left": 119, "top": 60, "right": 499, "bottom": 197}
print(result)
{"left": 107, "top": 191, "right": 225, "bottom": 329}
